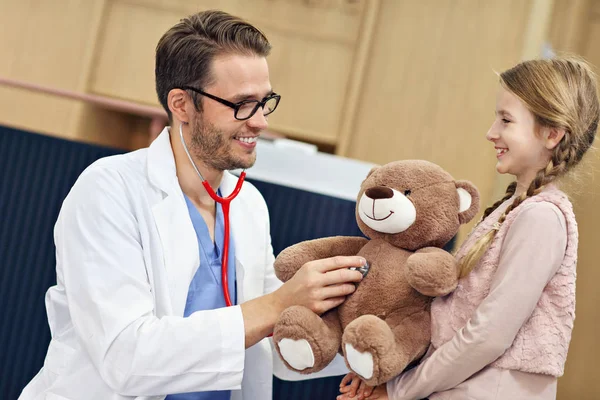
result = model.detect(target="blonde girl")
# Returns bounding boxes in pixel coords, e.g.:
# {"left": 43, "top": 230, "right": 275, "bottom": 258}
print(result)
{"left": 338, "top": 55, "right": 600, "bottom": 400}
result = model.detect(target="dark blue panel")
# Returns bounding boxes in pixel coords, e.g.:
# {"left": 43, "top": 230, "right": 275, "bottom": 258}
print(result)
{"left": 273, "top": 374, "right": 346, "bottom": 400}
{"left": 0, "top": 126, "right": 122, "bottom": 400}
{"left": 247, "top": 179, "right": 364, "bottom": 256}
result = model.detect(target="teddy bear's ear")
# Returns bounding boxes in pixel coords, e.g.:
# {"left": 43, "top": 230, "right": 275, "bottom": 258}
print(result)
{"left": 455, "top": 180, "right": 480, "bottom": 224}
{"left": 365, "top": 166, "right": 380, "bottom": 179}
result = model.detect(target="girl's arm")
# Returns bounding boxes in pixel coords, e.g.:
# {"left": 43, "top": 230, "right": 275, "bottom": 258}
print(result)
{"left": 387, "top": 202, "right": 567, "bottom": 400}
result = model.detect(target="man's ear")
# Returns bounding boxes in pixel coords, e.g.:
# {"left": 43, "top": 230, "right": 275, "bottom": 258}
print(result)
{"left": 545, "top": 127, "right": 566, "bottom": 150}
{"left": 455, "top": 180, "right": 480, "bottom": 224}
{"left": 168, "top": 88, "right": 192, "bottom": 124}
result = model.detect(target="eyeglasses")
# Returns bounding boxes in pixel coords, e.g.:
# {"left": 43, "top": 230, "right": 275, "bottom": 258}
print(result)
{"left": 179, "top": 86, "right": 281, "bottom": 121}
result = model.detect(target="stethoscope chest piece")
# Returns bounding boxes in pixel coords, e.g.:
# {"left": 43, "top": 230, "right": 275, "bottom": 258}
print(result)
{"left": 349, "top": 261, "right": 370, "bottom": 279}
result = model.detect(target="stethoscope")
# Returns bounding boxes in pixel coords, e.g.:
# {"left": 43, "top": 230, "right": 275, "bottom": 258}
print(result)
{"left": 179, "top": 123, "right": 245, "bottom": 307}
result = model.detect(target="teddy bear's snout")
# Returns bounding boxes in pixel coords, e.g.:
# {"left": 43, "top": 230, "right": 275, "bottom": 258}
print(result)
{"left": 365, "top": 186, "right": 394, "bottom": 200}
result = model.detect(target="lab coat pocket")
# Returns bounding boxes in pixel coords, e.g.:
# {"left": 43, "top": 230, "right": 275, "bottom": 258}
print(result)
{"left": 44, "top": 340, "right": 76, "bottom": 375}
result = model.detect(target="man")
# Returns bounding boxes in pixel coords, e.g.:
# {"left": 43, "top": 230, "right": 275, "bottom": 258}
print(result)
{"left": 19, "top": 9, "right": 365, "bottom": 400}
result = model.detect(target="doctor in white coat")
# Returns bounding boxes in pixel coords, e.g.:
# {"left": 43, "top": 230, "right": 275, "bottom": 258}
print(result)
{"left": 19, "top": 10, "right": 366, "bottom": 400}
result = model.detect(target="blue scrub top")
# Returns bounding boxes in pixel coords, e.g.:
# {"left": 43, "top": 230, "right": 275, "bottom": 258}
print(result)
{"left": 165, "top": 192, "right": 237, "bottom": 400}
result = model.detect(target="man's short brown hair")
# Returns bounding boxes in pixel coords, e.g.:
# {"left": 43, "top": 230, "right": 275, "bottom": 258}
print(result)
{"left": 155, "top": 10, "right": 271, "bottom": 119}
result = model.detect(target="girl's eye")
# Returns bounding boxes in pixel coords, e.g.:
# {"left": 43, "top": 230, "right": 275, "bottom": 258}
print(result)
{"left": 502, "top": 118, "right": 511, "bottom": 124}
{"left": 404, "top": 190, "right": 412, "bottom": 196}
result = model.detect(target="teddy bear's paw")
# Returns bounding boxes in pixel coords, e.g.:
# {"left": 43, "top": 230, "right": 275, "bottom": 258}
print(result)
{"left": 278, "top": 338, "right": 315, "bottom": 370}
{"left": 345, "top": 343, "right": 374, "bottom": 379}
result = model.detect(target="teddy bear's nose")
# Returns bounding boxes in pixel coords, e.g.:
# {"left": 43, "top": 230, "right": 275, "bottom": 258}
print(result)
{"left": 365, "top": 186, "right": 394, "bottom": 200}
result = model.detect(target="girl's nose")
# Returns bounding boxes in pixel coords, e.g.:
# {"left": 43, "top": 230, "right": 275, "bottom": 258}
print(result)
{"left": 486, "top": 125, "right": 499, "bottom": 142}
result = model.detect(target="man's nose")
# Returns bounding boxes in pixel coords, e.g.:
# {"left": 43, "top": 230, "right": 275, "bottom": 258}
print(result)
{"left": 247, "top": 108, "right": 269, "bottom": 130}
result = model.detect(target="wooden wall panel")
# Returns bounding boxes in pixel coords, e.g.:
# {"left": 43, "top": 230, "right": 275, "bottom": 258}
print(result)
{"left": 343, "top": 0, "right": 533, "bottom": 238}
{"left": 89, "top": 2, "right": 179, "bottom": 105}
{"left": 558, "top": 151, "right": 600, "bottom": 400}
{"left": 0, "top": 0, "right": 106, "bottom": 140}
{"left": 89, "top": 0, "right": 368, "bottom": 144}
{"left": 554, "top": 2, "right": 600, "bottom": 398}
{"left": 548, "top": 0, "right": 591, "bottom": 53}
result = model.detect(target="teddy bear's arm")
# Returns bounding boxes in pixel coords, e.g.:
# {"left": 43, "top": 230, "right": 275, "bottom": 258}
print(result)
{"left": 274, "top": 236, "right": 369, "bottom": 282}
{"left": 405, "top": 247, "right": 459, "bottom": 297}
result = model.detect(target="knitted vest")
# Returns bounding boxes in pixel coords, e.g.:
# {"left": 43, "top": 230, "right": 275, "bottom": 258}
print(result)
{"left": 431, "top": 186, "right": 577, "bottom": 377}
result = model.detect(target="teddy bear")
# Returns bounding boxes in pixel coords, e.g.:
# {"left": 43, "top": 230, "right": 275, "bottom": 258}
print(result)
{"left": 272, "top": 160, "right": 480, "bottom": 386}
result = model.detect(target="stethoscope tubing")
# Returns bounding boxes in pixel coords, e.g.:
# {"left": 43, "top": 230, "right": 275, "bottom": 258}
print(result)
{"left": 179, "top": 123, "right": 245, "bottom": 307}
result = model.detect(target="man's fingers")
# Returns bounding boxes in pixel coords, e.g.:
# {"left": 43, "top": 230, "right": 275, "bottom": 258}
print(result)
{"left": 322, "top": 283, "right": 356, "bottom": 299}
{"left": 324, "top": 268, "right": 363, "bottom": 286}
{"left": 313, "top": 256, "right": 367, "bottom": 273}
{"left": 318, "top": 296, "right": 346, "bottom": 314}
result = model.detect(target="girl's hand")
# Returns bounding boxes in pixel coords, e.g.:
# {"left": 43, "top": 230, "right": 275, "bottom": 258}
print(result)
{"left": 366, "top": 384, "right": 389, "bottom": 399}
{"left": 338, "top": 372, "right": 383, "bottom": 399}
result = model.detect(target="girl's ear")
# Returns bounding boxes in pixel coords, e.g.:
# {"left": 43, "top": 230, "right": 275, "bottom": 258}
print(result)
{"left": 545, "top": 127, "right": 566, "bottom": 150}
{"left": 455, "top": 180, "right": 480, "bottom": 224}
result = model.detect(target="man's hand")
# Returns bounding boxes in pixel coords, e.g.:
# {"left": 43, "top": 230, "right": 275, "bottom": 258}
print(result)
{"left": 241, "top": 256, "right": 365, "bottom": 348}
{"left": 273, "top": 256, "right": 366, "bottom": 314}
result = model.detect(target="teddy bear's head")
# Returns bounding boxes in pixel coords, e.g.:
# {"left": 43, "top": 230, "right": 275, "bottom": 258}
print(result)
{"left": 355, "top": 160, "right": 479, "bottom": 251}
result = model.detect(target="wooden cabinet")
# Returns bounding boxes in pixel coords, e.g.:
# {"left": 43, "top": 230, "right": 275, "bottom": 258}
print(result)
{"left": 0, "top": 0, "right": 152, "bottom": 149}
{"left": 0, "top": 0, "right": 540, "bottom": 166}
{"left": 344, "top": 0, "right": 534, "bottom": 237}
{"left": 549, "top": 2, "right": 600, "bottom": 399}
{"left": 0, "top": 0, "right": 105, "bottom": 140}
{"left": 89, "top": 0, "right": 371, "bottom": 145}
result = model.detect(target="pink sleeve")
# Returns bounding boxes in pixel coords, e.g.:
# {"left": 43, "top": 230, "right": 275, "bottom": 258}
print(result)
{"left": 386, "top": 202, "right": 567, "bottom": 400}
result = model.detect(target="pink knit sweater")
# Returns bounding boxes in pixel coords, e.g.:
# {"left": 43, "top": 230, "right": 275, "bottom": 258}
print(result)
{"left": 432, "top": 186, "right": 578, "bottom": 377}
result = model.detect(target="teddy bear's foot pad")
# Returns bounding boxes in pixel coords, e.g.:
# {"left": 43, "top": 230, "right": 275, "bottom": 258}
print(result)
{"left": 278, "top": 338, "right": 315, "bottom": 370}
{"left": 345, "top": 343, "right": 374, "bottom": 379}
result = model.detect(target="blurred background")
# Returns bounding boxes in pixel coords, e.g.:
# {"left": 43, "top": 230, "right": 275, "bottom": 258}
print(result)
{"left": 1, "top": 0, "right": 599, "bottom": 399}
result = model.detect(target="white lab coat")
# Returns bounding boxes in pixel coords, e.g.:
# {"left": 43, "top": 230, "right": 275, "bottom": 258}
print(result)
{"left": 20, "top": 128, "right": 283, "bottom": 400}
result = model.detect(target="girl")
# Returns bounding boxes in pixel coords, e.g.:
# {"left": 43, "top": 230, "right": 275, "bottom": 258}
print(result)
{"left": 337, "top": 55, "right": 600, "bottom": 400}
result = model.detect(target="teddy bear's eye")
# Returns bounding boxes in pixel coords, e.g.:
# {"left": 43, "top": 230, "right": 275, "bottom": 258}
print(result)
{"left": 404, "top": 190, "right": 412, "bottom": 196}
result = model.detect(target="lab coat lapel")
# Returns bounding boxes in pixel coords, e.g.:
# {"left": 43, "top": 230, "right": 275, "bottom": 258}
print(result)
{"left": 148, "top": 128, "right": 199, "bottom": 316}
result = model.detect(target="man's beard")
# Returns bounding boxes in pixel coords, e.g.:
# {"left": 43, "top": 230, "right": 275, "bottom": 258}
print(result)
{"left": 189, "top": 119, "right": 256, "bottom": 171}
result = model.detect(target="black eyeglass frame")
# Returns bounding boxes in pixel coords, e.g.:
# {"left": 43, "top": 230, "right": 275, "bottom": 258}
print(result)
{"left": 178, "top": 85, "right": 281, "bottom": 121}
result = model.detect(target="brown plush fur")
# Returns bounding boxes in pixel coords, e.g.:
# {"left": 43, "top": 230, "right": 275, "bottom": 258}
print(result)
{"left": 273, "top": 160, "right": 480, "bottom": 386}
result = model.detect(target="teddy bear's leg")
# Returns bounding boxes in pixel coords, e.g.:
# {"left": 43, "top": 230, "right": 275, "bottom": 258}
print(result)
{"left": 342, "top": 311, "right": 430, "bottom": 386}
{"left": 274, "top": 306, "right": 342, "bottom": 374}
